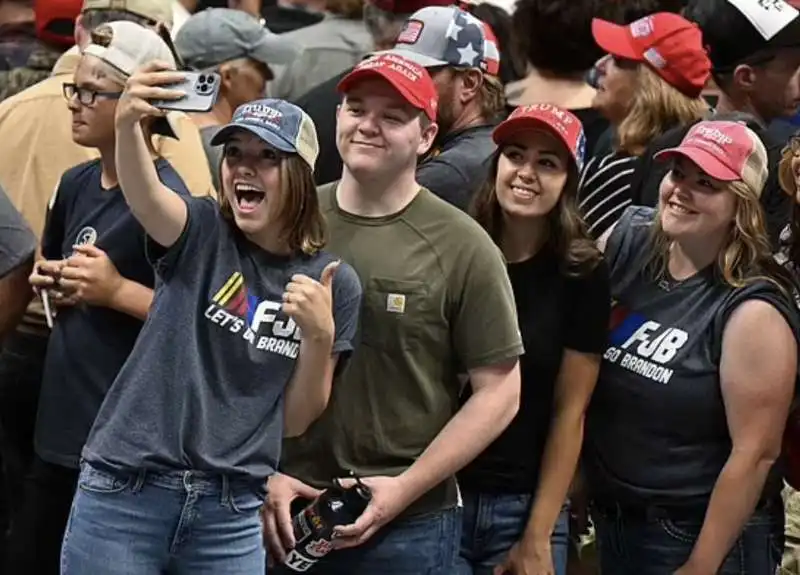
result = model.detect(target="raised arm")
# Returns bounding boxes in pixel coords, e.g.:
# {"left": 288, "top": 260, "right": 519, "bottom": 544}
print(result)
{"left": 114, "top": 61, "right": 191, "bottom": 248}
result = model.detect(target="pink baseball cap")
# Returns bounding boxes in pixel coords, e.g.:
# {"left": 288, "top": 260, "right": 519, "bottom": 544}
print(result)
{"left": 592, "top": 12, "right": 711, "bottom": 98}
{"left": 654, "top": 121, "right": 768, "bottom": 195}
{"left": 337, "top": 52, "right": 439, "bottom": 121}
{"left": 492, "top": 104, "right": 587, "bottom": 172}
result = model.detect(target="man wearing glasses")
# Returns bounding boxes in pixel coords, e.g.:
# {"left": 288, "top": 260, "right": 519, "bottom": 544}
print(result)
{"left": 3, "top": 22, "right": 192, "bottom": 575}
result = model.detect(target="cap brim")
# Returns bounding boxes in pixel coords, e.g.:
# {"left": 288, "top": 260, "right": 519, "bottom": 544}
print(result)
{"left": 250, "top": 33, "right": 299, "bottom": 68}
{"left": 654, "top": 147, "right": 740, "bottom": 181}
{"left": 591, "top": 18, "right": 641, "bottom": 60}
{"left": 493, "top": 118, "right": 578, "bottom": 166}
{"left": 150, "top": 113, "right": 180, "bottom": 140}
{"left": 371, "top": 48, "right": 448, "bottom": 69}
{"left": 337, "top": 68, "right": 427, "bottom": 114}
{"left": 210, "top": 124, "right": 297, "bottom": 154}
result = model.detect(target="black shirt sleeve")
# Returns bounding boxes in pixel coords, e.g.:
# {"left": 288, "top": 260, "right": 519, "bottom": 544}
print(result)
{"left": 564, "top": 259, "right": 611, "bottom": 354}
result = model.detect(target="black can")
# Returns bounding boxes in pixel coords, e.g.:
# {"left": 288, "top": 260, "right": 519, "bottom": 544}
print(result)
{"left": 274, "top": 477, "right": 371, "bottom": 573}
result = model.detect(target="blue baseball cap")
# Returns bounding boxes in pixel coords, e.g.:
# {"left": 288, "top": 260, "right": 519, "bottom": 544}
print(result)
{"left": 210, "top": 98, "right": 319, "bottom": 170}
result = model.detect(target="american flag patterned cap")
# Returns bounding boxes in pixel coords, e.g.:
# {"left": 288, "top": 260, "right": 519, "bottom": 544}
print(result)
{"left": 384, "top": 5, "right": 500, "bottom": 76}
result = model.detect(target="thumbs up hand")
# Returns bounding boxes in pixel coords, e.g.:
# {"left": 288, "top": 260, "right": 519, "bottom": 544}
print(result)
{"left": 282, "top": 261, "right": 340, "bottom": 342}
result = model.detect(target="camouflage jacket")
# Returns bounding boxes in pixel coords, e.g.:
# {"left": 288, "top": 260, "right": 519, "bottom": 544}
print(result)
{"left": 0, "top": 33, "right": 63, "bottom": 103}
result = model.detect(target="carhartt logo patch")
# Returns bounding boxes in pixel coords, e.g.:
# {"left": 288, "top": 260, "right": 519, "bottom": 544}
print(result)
{"left": 386, "top": 294, "right": 406, "bottom": 313}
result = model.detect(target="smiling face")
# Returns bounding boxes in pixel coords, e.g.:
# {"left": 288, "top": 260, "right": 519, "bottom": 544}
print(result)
{"left": 336, "top": 78, "right": 437, "bottom": 179}
{"left": 219, "top": 130, "right": 283, "bottom": 237}
{"left": 495, "top": 128, "right": 571, "bottom": 220}
{"left": 658, "top": 156, "right": 737, "bottom": 242}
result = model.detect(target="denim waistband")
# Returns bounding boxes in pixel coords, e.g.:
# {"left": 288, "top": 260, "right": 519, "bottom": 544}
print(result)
{"left": 82, "top": 461, "right": 260, "bottom": 497}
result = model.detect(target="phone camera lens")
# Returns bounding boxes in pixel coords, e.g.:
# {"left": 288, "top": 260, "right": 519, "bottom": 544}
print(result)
{"left": 199, "top": 74, "right": 207, "bottom": 83}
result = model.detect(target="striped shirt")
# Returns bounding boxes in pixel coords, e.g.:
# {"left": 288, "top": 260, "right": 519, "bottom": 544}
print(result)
{"left": 578, "top": 151, "right": 640, "bottom": 239}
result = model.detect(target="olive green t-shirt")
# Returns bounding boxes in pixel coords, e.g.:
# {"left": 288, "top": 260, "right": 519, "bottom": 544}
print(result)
{"left": 282, "top": 183, "right": 524, "bottom": 515}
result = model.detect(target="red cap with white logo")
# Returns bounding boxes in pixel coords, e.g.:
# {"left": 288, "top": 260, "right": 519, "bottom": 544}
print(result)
{"left": 654, "top": 120, "right": 768, "bottom": 196}
{"left": 337, "top": 52, "right": 439, "bottom": 121}
{"left": 592, "top": 12, "right": 711, "bottom": 98}
{"left": 493, "top": 104, "right": 587, "bottom": 172}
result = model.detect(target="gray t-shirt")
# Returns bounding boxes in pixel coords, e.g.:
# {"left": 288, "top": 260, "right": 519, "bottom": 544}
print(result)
{"left": 200, "top": 125, "right": 223, "bottom": 192}
{"left": 0, "top": 184, "right": 35, "bottom": 278}
{"left": 83, "top": 196, "right": 362, "bottom": 485}
{"left": 584, "top": 206, "right": 797, "bottom": 506}
{"left": 416, "top": 124, "right": 496, "bottom": 212}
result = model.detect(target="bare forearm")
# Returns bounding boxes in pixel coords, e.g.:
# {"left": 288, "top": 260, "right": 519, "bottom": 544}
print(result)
{"left": 116, "top": 123, "right": 186, "bottom": 247}
{"left": 108, "top": 279, "right": 153, "bottom": 321}
{"left": 283, "top": 336, "right": 334, "bottom": 437}
{"left": 399, "top": 379, "right": 519, "bottom": 504}
{"left": 685, "top": 452, "right": 774, "bottom": 572}
{"left": 525, "top": 413, "right": 584, "bottom": 542}
{"left": 0, "top": 261, "right": 33, "bottom": 339}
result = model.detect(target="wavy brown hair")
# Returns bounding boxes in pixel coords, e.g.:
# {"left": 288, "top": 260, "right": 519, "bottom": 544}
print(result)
{"left": 617, "top": 66, "right": 708, "bottom": 156}
{"left": 648, "top": 166, "right": 794, "bottom": 292}
{"left": 470, "top": 148, "right": 602, "bottom": 277}
{"left": 219, "top": 154, "right": 327, "bottom": 255}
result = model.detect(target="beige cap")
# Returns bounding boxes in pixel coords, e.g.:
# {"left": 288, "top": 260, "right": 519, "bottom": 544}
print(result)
{"left": 81, "top": 0, "right": 173, "bottom": 28}
{"left": 83, "top": 20, "right": 176, "bottom": 75}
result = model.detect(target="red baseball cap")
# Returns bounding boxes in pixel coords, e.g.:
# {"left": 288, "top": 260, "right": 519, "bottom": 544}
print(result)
{"left": 493, "top": 104, "right": 587, "bottom": 172}
{"left": 337, "top": 53, "right": 439, "bottom": 121}
{"left": 654, "top": 121, "right": 768, "bottom": 195}
{"left": 34, "top": 0, "right": 81, "bottom": 47}
{"left": 592, "top": 12, "right": 711, "bottom": 98}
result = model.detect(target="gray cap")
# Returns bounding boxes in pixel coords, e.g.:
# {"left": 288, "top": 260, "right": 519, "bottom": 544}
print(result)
{"left": 174, "top": 8, "right": 298, "bottom": 71}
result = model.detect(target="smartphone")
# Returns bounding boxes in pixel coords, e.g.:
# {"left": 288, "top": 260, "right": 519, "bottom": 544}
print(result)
{"left": 152, "top": 72, "right": 221, "bottom": 113}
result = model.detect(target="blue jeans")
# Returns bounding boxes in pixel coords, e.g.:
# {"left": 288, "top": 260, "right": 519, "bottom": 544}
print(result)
{"left": 455, "top": 490, "right": 569, "bottom": 575}
{"left": 593, "top": 498, "right": 784, "bottom": 574}
{"left": 61, "top": 463, "right": 266, "bottom": 574}
{"left": 310, "top": 506, "right": 461, "bottom": 574}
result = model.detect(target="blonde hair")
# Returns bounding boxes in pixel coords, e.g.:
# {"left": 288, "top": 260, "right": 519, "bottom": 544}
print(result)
{"left": 648, "top": 177, "right": 787, "bottom": 291}
{"left": 219, "top": 154, "right": 327, "bottom": 255}
{"left": 617, "top": 66, "right": 708, "bottom": 156}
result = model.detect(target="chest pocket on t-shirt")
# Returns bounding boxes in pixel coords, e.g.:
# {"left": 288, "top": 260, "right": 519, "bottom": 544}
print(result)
{"left": 361, "top": 278, "right": 433, "bottom": 350}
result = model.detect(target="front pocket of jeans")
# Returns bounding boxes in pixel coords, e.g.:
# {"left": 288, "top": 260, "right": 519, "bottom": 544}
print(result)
{"left": 229, "top": 490, "right": 264, "bottom": 515}
{"left": 78, "top": 466, "right": 132, "bottom": 494}
{"left": 657, "top": 517, "right": 701, "bottom": 544}
{"left": 658, "top": 518, "right": 702, "bottom": 543}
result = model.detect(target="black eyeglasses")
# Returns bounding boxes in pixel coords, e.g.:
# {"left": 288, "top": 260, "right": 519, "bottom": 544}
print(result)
{"left": 62, "top": 83, "right": 123, "bottom": 106}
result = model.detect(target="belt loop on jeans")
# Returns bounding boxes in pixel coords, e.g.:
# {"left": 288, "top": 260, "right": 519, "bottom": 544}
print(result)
{"left": 131, "top": 469, "right": 147, "bottom": 493}
{"left": 221, "top": 474, "right": 230, "bottom": 507}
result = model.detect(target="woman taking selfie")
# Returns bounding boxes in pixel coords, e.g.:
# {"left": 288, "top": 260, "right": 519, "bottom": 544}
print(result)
{"left": 456, "top": 104, "right": 610, "bottom": 575}
{"left": 59, "top": 58, "right": 363, "bottom": 573}
{"left": 586, "top": 120, "right": 799, "bottom": 574}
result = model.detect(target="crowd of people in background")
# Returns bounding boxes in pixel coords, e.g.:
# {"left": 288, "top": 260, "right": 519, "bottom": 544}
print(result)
{"left": 1, "top": 0, "right": 800, "bottom": 574}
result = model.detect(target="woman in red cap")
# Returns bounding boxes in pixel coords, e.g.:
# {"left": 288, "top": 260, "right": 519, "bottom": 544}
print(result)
{"left": 585, "top": 120, "right": 799, "bottom": 574}
{"left": 456, "top": 104, "right": 610, "bottom": 575}
{"left": 579, "top": 12, "right": 710, "bottom": 240}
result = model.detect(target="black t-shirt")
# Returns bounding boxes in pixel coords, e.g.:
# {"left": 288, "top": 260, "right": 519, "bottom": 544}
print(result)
{"left": 36, "top": 159, "right": 189, "bottom": 468}
{"left": 458, "top": 247, "right": 611, "bottom": 493}
{"left": 584, "top": 206, "right": 798, "bottom": 507}
{"left": 629, "top": 120, "right": 791, "bottom": 248}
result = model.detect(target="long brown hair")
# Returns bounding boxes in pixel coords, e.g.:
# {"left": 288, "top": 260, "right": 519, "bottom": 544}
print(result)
{"left": 219, "top": 155, "right": 327, "bottom": 255}
{"left": 470, "top": 148, "right": 602, "bottom": 277}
